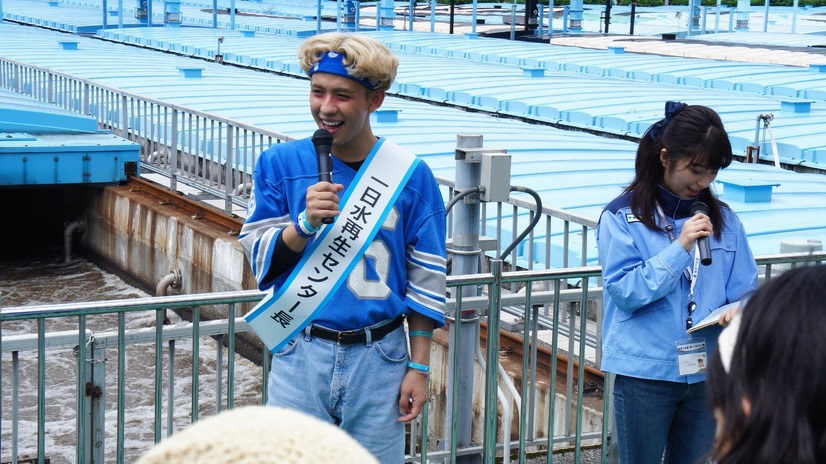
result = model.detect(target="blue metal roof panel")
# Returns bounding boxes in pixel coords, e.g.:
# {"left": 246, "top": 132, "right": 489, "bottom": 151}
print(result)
{"left": 0, "top": 89, "right": 105, "bottom": 133}
{"left": 1, "top": 22, "right": 826, "bottom": 263}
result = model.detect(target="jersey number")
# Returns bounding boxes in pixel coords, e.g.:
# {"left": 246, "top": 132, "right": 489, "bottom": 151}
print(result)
{"left": 348, "top": 240, "right": 391, "bottom": 299}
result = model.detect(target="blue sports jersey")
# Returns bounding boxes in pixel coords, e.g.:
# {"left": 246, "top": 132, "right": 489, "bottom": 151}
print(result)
{"left": 239, "top": 136, "right": 447, "bottom": 331}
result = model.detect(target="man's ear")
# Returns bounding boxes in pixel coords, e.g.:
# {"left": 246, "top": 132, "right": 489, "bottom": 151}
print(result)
{"left": 368, "top": 89, "right": 386, "bottom": 113}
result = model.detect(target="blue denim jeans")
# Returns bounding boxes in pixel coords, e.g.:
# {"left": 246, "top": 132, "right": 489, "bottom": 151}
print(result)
{"left": 613, "top": 375, "right": 715, "bottom": 464}
{"left": 267, "top": 322, "right": 409, "bottom": 464}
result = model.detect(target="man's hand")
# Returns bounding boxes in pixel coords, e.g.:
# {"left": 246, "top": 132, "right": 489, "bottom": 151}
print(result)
{"left": 398, "top": 370, "right": 428, "bottom": 423}
{"left": 305, "top": 182, "right": 344, "bottom": 228}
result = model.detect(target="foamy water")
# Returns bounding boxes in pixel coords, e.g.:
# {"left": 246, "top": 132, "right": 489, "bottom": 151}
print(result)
{"left": 1, "top": 248, "right": 263, "bottom": 463}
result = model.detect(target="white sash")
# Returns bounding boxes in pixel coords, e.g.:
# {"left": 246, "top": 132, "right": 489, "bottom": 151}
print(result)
{"left": 244, "top": 138, "right": 420, "bottom": 353}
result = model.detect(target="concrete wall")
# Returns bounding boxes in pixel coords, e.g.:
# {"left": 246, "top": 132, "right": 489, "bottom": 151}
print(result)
{"left": 80, "top": 182, "right": 256, "bottom": 296}
{"left": 428, "top": 329, "right": 603, "bottom": 452}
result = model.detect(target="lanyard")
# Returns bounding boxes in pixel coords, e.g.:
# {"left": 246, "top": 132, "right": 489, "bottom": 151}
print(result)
{"left": 655, "top": 203, "right": 701, "bottom": 331}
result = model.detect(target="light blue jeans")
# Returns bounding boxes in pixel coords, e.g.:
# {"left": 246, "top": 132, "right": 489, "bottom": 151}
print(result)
{"left": 613, "top": 375, "right": 715, "bottom": 464}
{"left": 267, "top": 322, "right": 409, "bottom": 464}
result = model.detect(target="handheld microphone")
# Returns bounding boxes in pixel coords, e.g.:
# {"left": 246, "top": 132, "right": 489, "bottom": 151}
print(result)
{"left": 312, "top": 129, "right": 335, "bottom": 224}
{"left": 689, "top": 201, "right": 712, "bottom": 266}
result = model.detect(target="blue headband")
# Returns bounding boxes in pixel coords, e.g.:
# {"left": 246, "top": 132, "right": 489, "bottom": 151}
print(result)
{"left": 645, "top": 100, "right": 687, "bottom": 141}
{"left": 308, "top": 51, "right": 378, "bottom": 90}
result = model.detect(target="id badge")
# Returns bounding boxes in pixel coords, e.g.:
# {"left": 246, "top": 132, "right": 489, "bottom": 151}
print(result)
{"left": 676, "top": 337, "right": 707, "bottom": 376}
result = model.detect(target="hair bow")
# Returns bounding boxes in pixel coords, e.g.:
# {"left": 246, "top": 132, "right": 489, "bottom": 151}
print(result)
{"left": 645, "top": 100, "right": 687, "bottom": 141}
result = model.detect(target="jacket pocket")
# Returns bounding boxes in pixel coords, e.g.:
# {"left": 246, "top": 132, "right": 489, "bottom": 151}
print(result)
{"left": 615, "top": 300, "right": 668, "bottom": 323}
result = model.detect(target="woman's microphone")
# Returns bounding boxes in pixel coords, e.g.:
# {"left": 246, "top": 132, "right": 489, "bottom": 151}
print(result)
{"left": 690, "top": 201, "right": 712, "bottom": 266}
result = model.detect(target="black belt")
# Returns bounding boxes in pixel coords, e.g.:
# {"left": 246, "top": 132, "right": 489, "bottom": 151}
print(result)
{"left": 310, "top": 315, "right": 405, "bottom": 345}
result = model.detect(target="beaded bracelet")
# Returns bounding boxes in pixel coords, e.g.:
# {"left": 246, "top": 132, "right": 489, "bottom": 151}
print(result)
{"left": 409, "top": 330, "right": 434, "bottom": 338}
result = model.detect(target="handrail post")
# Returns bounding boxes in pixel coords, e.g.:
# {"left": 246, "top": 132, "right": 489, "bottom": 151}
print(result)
{"left": 482, "top": 259, "right": 503, "bottom": 462}
{"left": 170, "top": 108, "right": 179, "bottom": 191}
{"left": 83, "top": 82, "right": 91, "bottom": 116}
{"left": 225, "top": 125, "right": 235, "bottom": 213}
{"left": 76, "top": 319, "right": 88, "bottom": 464}
{"left": 91, "top": 341, "right": 107, "bottom": 464}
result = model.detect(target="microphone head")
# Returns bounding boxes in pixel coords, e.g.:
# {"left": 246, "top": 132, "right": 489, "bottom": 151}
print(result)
{"left": 312, "top": 129, "right": 334, "bottom": 147}
{"left": 690, "top": 201, "right": 709, "bottom": 216}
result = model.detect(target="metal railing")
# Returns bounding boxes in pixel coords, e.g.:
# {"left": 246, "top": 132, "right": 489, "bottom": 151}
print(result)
{"left": 3, "top": 252, "right": 823, "bottom": 463}
{"left": 0, "top": 266, "right": 602, "bottom": 464}
{"left": 0, "top": 57, "right": 598, "bottom": 269}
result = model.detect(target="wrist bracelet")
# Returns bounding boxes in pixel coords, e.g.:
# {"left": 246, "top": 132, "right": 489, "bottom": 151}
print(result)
{"left": 294, "top": 210, "right": 318, "bottom": 238}
{"left": 408, "top": 361, "right": 430, "bottom": 372}
{"left": 409, "top": 330, "right": 433, "bottom": 338}
{"left": 410, "top": 369, "right": 429, "bottom": 379}
{"left": 293, "top": 220, "right": 313, "bottom": 238}
{"left": 300, "top": 210, "right": 318, "bottom": 233}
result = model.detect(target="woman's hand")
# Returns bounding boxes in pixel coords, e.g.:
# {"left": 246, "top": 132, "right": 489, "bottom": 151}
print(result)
{"left": 678, "top": 212, "right": 713, "bottom": 253}
{"left": 719, "top": 305, "right": 742, "bottom": 326}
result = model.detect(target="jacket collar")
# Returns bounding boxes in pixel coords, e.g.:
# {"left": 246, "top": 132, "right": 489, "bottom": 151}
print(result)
{"left": 657, "top": 185, "right": 698, "bottom": 220}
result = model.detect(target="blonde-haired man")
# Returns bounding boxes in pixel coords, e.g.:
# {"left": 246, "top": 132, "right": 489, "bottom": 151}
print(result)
{"left": 239, "top": 33, "right": 446, "bottom": 463}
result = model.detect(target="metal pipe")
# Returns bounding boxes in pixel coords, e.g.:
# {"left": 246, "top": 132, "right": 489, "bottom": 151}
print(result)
{"left": 64, "top": 218, "right": 85, "bottom": 262}
{"left": 450, "top": 134, "right": 484, "bottom": 463}
{"left": 476, "top": 328, "right": 516, "bottom": 464}
{"left": 156, "top": 269, "right": 182, "bottom": 297}
{"left": 157, "top": 269, "right": 182, "bottom": 325}
{"left": 753, "top": 113, "right": 773, "bottom": 163}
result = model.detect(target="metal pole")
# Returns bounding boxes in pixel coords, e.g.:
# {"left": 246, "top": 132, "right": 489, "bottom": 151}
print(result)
{"left": 511, "top": 3, "right": 517, "bottom": 40}
{"left": 604, "top": 0, "right": 611, "bottom": 33}
{"left": 792, "top": 0, "right": 798, "bottom": 32}
{"left": 563, "top": 5, "right": 569, "bottom": 33}
{"left": 409, "top": 0, "right": 415, "bottom": 30}
{"left": 702, "top": 6, "right": 708, "bottom": 33}
{"left": 317, "top": 0, "right": 322, "bottom": 34}
{"left": 449, "top": 0, "right": 455, "bottom": 34}
{"left": 212, "top": 0, "right": 217, "bottom": 28}
{"left": 482, "top": 259, "right": 503, "bottom": 461}
{"left": 763, "top": 0, "right": 769, "bottom": 32}
{"left": 449, "top": 134, "right": 484, "bottom": 463}
{"left": 472, "top": 0, "right": 478, "bottom": 34}
{"left": 629, "top": 1, "right": 636, "bottom": 34}
{"left": 91, "top": 342, "right": 106, "bottom": 464}
{"left": 337, "top": 0, "right": 342, "bottom": 31}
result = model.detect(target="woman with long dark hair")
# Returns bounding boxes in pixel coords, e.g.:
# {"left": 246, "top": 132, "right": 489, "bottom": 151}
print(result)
{"left": 597, "top": 102, "right": 759, "bottom": 463}
{"left": 709, "top": 264, "right": 826, "bottom": 464}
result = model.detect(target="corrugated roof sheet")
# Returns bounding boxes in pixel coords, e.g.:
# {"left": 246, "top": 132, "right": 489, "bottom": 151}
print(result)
{"left": 1, "top": 8, "right": 826, "bottom": 264}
